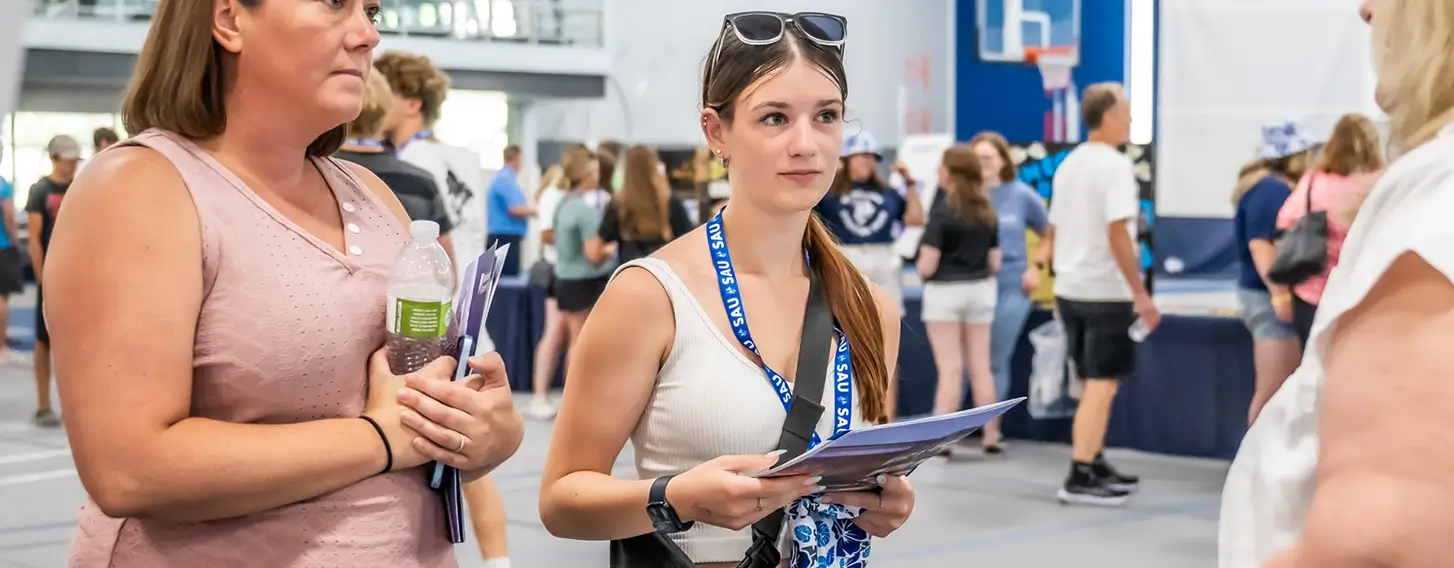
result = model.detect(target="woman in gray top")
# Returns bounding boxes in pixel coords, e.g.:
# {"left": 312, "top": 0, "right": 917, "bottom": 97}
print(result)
{"left": 552, "top": 146, "right": 617, "bottom": 338}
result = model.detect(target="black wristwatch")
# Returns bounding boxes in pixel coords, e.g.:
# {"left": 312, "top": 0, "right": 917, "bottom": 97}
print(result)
{"left": 646, "top": 475, "right": 694, "bottom": 534}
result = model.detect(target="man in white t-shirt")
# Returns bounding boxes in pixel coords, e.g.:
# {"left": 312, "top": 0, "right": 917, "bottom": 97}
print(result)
{"left": 1041, "top": 83, "right": 1161, "bottom": 507}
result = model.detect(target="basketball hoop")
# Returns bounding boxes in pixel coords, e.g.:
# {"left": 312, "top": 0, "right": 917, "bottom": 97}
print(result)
{"left": 1026, "top": 47, "right": 1077, "bottom": 91}
{"left": 1026, "top": 47, "right": 1080, "bottom": 143}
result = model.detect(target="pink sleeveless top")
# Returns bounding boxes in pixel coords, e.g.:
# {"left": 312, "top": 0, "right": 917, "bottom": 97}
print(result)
{"left": 67, "top": 130, "right": 456, "bottom": 568}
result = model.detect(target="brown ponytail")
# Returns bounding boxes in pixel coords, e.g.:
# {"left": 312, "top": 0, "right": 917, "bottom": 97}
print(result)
{"left": 804, "top": 215, "right": 890, "bottom": 424}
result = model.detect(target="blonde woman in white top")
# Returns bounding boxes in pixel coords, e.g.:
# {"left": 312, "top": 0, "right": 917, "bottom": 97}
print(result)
{"left": 1220, "top": 1, "right": 1454, "bottom": 566}
{"left": 539, "top": 11, "right": 915, "bottom": 568}
{"left": 529, "top": 164, "right": 569, "bottom": 419}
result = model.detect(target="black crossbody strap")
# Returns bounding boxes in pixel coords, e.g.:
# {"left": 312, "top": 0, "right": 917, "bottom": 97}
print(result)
{"left": 738, "top": 270, "right": 836, "bottom": 568}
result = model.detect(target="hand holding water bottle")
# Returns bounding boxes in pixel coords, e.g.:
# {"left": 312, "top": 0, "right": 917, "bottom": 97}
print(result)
{"left": 377, "top": 220, "right": 523, "bottom": 475}
{"left": 1130, "top": 293, "right": 1162, "bottom": 342}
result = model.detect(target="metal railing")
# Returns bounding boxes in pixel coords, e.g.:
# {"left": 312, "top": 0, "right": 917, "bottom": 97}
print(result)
{"left": 30, "top": 0, "right": 603, "bottom": 47}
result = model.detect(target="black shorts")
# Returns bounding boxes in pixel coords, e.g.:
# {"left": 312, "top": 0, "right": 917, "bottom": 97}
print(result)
{"left": 35, "top": 284, "right": 49, "bottom": 345}
{"left": 1056, "top": 298, "right": 1136, "bottom": 380}
{"left": 555, "top": 275, "right": 610, "bottom": 313}
{"left": 0, "top": 247, "right": 23, "bottom": 296}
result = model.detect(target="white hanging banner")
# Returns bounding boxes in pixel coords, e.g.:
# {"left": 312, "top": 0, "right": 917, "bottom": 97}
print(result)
{"left": 0, "top": 3, "right": 26, "bottom": 118}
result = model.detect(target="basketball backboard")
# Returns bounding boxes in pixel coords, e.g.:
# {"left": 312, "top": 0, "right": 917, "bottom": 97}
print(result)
{"left": 977, "top": 0, "right": 1080, "bottom": 65}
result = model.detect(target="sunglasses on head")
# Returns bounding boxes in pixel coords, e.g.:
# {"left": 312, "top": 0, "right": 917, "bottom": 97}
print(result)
{"left": 709, "top": 11, "right": 848, "bottom": 75}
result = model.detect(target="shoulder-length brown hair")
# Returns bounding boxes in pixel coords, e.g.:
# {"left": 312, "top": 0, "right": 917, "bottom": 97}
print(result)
{"left": 968, "top": 131, "right": 1017, "bottom": 183}
{"left": 120, "top": 0, "right": 344, "bottom": 156}
{"left": 941, "top": 144, "right": 997, "bottom": 224}
{"left": 829, "top": 156, "right": 888, "bottom": 197}
{"left": 617, "top": 145, "right": 673, "bottom": 241}
{"left": 1316, "top": 113, "right": 1385, "bottom": 176}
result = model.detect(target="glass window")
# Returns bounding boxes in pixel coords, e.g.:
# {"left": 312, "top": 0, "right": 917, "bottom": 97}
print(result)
{"left": 433, "top": 89, "right": 510, "bottom": 170}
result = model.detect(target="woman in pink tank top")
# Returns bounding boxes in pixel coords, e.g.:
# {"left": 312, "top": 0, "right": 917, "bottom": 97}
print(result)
{"left": 1275, "top": 113, "right": 1385, "bottom": 347}
{"left": 40, "top": 1, "right": 524, "bottom": 566}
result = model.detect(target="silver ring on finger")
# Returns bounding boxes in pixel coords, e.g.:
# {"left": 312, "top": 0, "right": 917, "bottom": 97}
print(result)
{"left": 455, "top": 436, "right": 467, "bottom": 453}
{"left": 756, "top": 497, "right": 763, "bottom": 512}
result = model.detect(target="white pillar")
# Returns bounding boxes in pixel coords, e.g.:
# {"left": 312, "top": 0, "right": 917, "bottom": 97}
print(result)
{"left": 0, "top": 1, "right": 27, "bottom": 118}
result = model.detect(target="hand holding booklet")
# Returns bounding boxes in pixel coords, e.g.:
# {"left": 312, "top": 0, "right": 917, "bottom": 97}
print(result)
{"left": 750, "top": 398, "right": 1025, "bottom": 491}
{"left": 433, "top": 242, "right": 510, "bottom": 543}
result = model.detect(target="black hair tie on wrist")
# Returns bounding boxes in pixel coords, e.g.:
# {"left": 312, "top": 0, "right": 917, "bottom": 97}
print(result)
{"left": 359, "top": 415, "right": 392, "bottom": 475}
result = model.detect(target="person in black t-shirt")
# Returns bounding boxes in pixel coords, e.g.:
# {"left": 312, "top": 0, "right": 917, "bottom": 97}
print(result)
{"left": 335, "top": 71, "right": 456, "bottom": 263}
{"left": 592, "top": 145, "right": 694, "bottom": 264}
{"left": 915, "top": 143, "right": 1004, "bottom": 453}
{"left": 24, "top": 134, "right": 81, "bottom": 428}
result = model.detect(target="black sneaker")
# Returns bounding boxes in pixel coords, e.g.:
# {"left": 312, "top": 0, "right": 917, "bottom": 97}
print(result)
{"left": 1092, "top": 452, "right": 1140, "bottom": 492}
{"left": 1057, "top": 462, "right": 1130, "bottom": 507}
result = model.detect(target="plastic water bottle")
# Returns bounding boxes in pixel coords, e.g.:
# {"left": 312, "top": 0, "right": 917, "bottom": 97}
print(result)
{"left": 1128, "top": 318, "right": 1151, "bottom": 343}
{"left": 386, "top": 220, "right": 455, "bottom": 375}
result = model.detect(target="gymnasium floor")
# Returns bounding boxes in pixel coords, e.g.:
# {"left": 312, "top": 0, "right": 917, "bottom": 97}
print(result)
{"left": 0, "top": 283, "right": 1230, "bottom": 567}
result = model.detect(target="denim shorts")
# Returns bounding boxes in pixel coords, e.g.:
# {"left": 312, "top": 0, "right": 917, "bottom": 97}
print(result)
{"left": 1236, "top": 288, "right": 1297, "bottom": 341}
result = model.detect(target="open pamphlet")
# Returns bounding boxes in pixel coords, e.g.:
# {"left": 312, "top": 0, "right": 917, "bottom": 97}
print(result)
{"left": 750, "top": 398, "right": 1025, "bottom": 491}
{"left": 433, "top": 242, "right": 510, "bottom": 543}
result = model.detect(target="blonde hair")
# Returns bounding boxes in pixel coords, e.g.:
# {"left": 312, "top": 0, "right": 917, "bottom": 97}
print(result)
{"left": 373, "top": 51, "right": 451, "bottom": 127}
{"left": 535, "top": 165, "right": 567, "bottom": 200}
{"left": 1316, "top": 113, "right": 1385, "bottom": 176}
{"left": 1380, "top": 1, "right": 1454, "bottom": 153}
{"left": 1231, "top": 151, "right": 1308, "bottom": 205}
{"left": 121, "top": 0, "right": 343, "bottom": 156}
{"left": 346, "top": 72, "right": 395, "bottom": 140}
{"left": 560, "top": 146, "right": 598, "bottom": 189}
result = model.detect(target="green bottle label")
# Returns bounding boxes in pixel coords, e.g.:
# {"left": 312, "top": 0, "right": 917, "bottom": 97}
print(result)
{"left": 391, "top": 298, "right": 451, "bottom": 339}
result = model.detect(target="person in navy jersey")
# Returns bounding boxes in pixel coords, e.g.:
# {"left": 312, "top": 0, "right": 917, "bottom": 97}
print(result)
{"left": 815, "top": 131, "right": 925, "bottom": 312}
{"left": 1232, "top": 120, "right": 1311, "bottom": 425}
{"left": 969, "top": 131, "right": 1049, "bottom": 404}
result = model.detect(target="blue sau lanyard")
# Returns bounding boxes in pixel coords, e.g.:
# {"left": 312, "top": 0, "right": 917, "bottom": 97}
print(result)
{"left": 344, "top": 138, "right": 385, "bottom": 148}
{"left": 705, "top": 208, "right": 853, "bottom": 446}
{"left": 400, "top": 129, "right": 434, "bottom": 151}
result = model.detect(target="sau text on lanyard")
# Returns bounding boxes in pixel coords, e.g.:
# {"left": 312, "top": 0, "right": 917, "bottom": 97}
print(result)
{"left": 704, "top": 209, "right": 852, "bottom": 445}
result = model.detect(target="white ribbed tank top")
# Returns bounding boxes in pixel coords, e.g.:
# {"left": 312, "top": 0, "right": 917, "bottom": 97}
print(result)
{"left": 612, "top": 258, "right": 868, "bottom": 564}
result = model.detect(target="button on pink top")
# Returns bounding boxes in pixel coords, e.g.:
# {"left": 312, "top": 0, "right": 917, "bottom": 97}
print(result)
{"left": 67, "top": 129, "right": 455, "bottom": 568}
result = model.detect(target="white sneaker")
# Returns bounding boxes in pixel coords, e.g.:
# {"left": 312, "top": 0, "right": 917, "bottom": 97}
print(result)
{"left": 528, "top": 398, "right": 557, "bottom": 420}
{"left": 0, "top": 350, "right": 31, "bottom": 365}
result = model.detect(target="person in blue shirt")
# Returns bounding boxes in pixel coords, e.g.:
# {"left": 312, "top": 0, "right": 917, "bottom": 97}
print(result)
{"left": 1233, "top": 119, "right": 1310, "bottom": 425}
{"left": 814, "top": 131, "right": 924, "bottom": 311}
{"left": 968, "top": 131, "right": 1050, "bottom": 404}
{"left": 486, "top": 145, "right": 535, "bottom": 276}
{"left": 0, "top": 172, "right": 23, "bottom": 367}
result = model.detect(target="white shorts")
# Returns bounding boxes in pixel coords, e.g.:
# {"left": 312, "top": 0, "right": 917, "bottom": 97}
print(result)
{"left": 840, "top": 244, "right": 903, "bottom": 311}
{"left": 921, "top": 278, "right": 998, "bottom": 324}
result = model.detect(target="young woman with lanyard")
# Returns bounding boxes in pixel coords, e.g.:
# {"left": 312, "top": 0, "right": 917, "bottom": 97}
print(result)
{"left": 816, "top": 132, "right": 925, "bottom": 312}
{"left": 539, "top": 11, "right": 915, "bottom": 568}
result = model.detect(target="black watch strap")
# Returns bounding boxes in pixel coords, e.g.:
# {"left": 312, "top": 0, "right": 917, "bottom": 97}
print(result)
{"left": 649, "top": 475, "right": 672, "bottom": 505}
{"left": 647, "top": 475, "right": 694, "bottom": 534}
